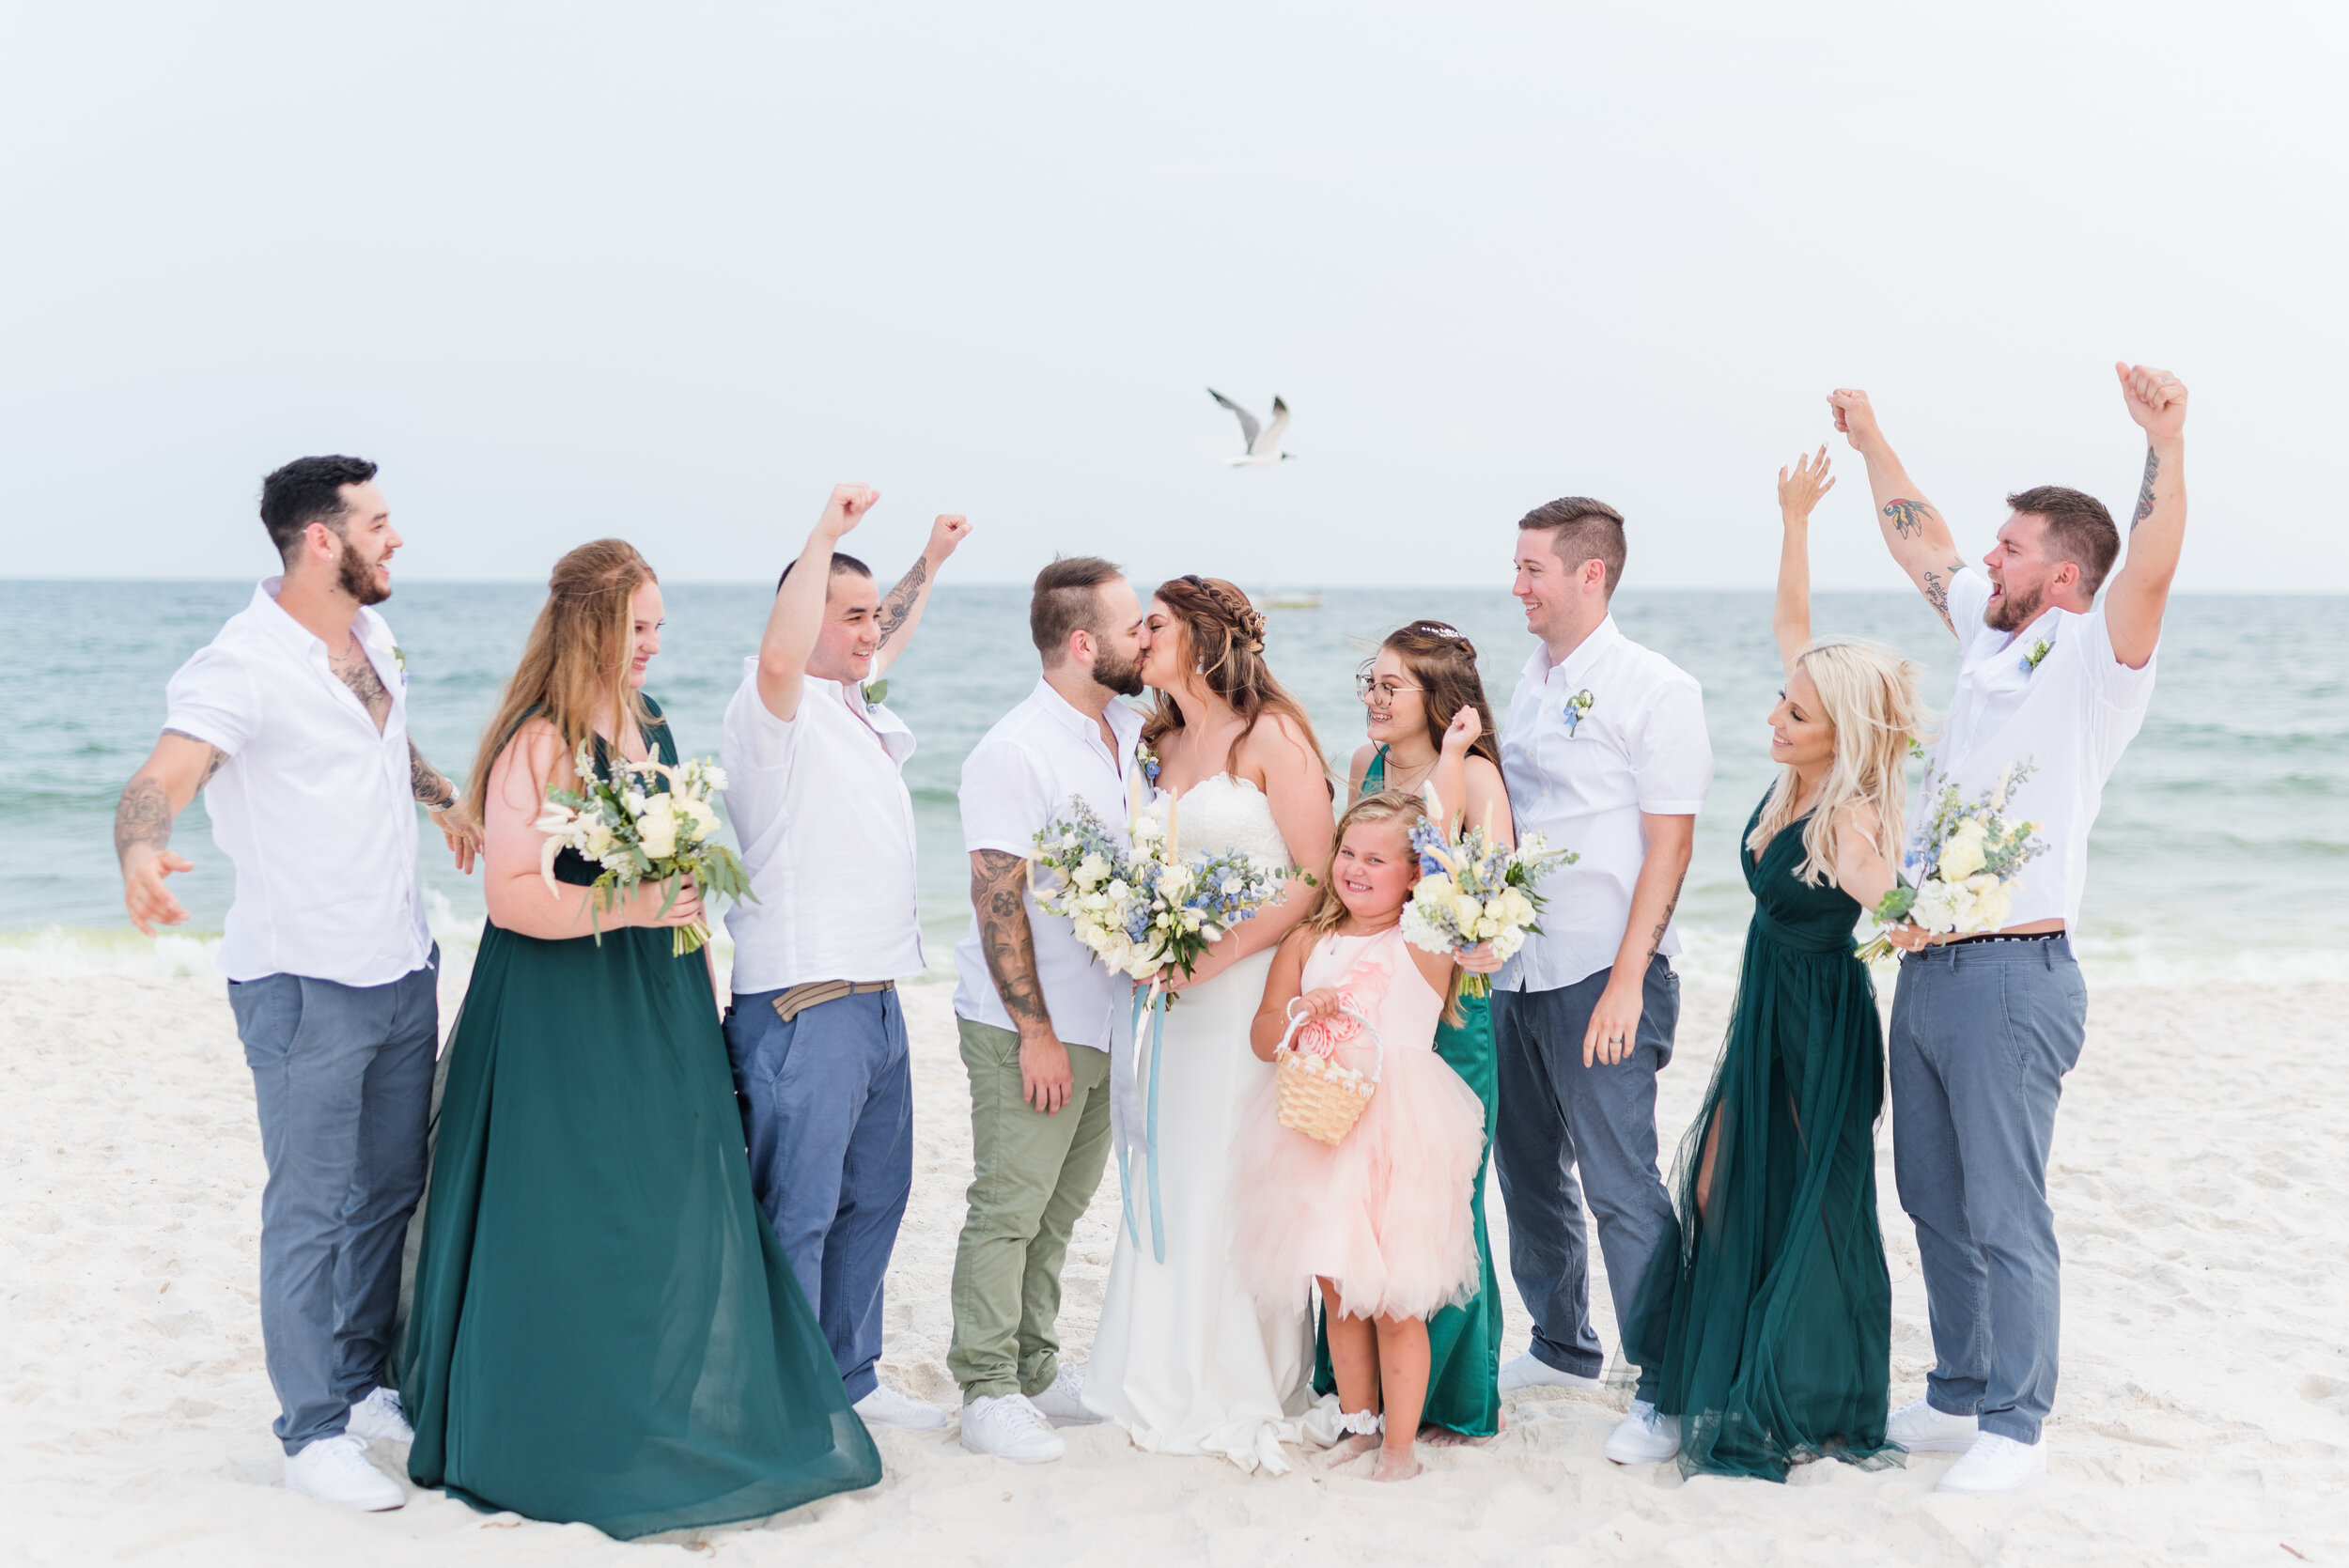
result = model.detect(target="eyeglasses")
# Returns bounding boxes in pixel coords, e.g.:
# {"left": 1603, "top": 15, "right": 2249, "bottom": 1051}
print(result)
{"left": 1355, "top": 673, "right": 1425, "bottom": 705}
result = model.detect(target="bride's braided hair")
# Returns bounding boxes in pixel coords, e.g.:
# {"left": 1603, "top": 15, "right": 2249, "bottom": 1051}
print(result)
{"left": 1143, "top": 573, "right": 1326, "bottom": 778}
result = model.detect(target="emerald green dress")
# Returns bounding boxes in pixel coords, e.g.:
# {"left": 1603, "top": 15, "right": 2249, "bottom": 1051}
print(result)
{"left": 1620, "top": 796, "right": 1901, "bottom": 1481}
{"left": 398, "top": 704, "right": 881, "bottom": 1538}
{"left": 1308, "top": 746, "right": 1503, "bottom": 1438}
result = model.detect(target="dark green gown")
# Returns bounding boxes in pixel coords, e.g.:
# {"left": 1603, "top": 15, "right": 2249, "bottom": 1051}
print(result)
{"left": 1621, "top": 796, "right": 1901, "bottom": 1481}
{"left": 1308, "top": 746, "right": 1502, "bottom": 1438}
{"left": 398, "top": 704, "right": 881, "bottom": 1538}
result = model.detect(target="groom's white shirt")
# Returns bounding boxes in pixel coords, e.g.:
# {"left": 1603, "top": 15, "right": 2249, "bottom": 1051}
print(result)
{"left": 1920, "top": 568, "right": 2156, "bottom": 929}
{"left": 952, "top": 678, "right": 1143, "bottom": 1049}
{"left": 163, "top": 578, "right": 429, "bottom": 987}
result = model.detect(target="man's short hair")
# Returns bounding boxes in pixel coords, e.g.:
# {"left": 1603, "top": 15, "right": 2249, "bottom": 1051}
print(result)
{"left": 2006, "top": 486, "right": 2121, "bottom": 597}
{"left": 259, "top": 456, "right": 377, "bottom": 563}
{"left": 1517, "top": 495, "right": 1627, "bottom": 598}
{"left": 1031, "top": 554, "right": 1125, "bottom": 659}
{"left": 775, "top": 552, "right": 874, "bottom": 594}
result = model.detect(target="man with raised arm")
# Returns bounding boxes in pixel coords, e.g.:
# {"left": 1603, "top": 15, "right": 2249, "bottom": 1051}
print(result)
{"left": 720, "top": 484, "right": 969, "bottom": 1434}
{"left": 1829, "top": 364, "right": 2189, "bottom": 1494}
{"left": 114, "top": 456, "right": 481, "bottom": 1513}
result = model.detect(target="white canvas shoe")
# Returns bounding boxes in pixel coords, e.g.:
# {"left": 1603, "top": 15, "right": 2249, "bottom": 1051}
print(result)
{"left": 1498, "top": 1353, "right": 1604, "bottom": 1394}
{"left": 853, "top": 1382, "right": 947, "bottom": 1431}
{"left": 1602, "top": 1400, "right": 1680, "bottom": 1465}
{"left": 284, "top": 1433, "right": 404, "bottom": 1512}
{"left": 346, "top": 1386, "right": 413, "bottom": 1445}
{"left": 958, "top": 1394, "right": 1066, "bottom": 1464}
{"left": 1937, "top": 1432, "right": 2047, "bottom": 1494}
{"left": 1025, "top": 1365, "right": 1101, "bottom": 1426}
{"left": 1887, "top": 1397, "right": 1980, "bottom": 1454}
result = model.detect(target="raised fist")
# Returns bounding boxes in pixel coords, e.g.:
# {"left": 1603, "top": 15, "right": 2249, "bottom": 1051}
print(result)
{"left": 817, "top": 484, "right": 879, "bottom": 540}
{"left": 2116, "top": 363, "right": 2187, "bottom": 442}
{"left": 1827, "top": 389, "right": 1881, "bottom": 451}
{"left": 928, "top": 513, "right": 972, "bottom": 557}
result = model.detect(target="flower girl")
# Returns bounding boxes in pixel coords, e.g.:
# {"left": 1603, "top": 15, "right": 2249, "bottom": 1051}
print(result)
{"left": 1234, "top": 790, "right": 1495, "bottom": 1482}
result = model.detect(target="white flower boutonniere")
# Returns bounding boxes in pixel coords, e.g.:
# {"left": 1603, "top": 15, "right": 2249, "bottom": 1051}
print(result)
{"left": 862, "top": 677, "right": 889, "bottom": 712}
{"left": 1563, "top": 689, "right": 1595, "bottom": 737}
{"left": 2017, "top": 637, "right": 2051, "bottom": 676}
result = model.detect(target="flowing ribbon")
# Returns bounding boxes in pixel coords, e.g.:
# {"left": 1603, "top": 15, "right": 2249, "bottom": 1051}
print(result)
{"left": 1112, "top": 980, "right": 1170, "bottom": 1264}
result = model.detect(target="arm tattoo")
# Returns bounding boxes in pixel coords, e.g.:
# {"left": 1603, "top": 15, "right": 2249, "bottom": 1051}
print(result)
{"left": 115, "top": 776, "right": 176, "bottom": 863}
{"left": 1882, "top": 498, "right": 1935, "bottom": 538}
{"left": 409, "top": 740, "right": 459, "bottom": 810}
{"left": 1643, "top": 876, "right": 1686, "bottom": 963}
{"left": 972, "top": 848, "right": 1050, "bottom": 1029}
{"left": 1921, "top": 570, "right": 1954, "bottom": 632}
{"left": 2131, "top": 447, "right": 2158, "bottom": 530}
{"left": 874, "top": 557, "right": 929, "bottom": 648}
{"left": 163, "top": 730, "right": 227, "bottom": 785}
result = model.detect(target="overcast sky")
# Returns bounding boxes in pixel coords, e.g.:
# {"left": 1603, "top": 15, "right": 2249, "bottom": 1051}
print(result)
{"left": 4, "top": 1, "right": 2341, "bottom": 591}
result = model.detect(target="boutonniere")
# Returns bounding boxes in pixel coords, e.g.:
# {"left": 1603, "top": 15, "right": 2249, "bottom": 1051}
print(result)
{"left": 1563, "top": 689, "right": 1595, "bottom": 737}
{"left": 2017, "top": 637, "right": 2051, "bottom": 675}
{"left": 861, "top": 678, "right": 889, "bottom": 711}
{"left": 1134, "top": 738, "right": 1162, "bottom": 786}
{"left": 391, "top": 645, "right": 409, "bottom": 686}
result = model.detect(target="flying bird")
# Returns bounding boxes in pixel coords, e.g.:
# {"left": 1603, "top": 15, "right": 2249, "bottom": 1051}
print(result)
{"left": 1208, "top": 389, "right": 1295, "bottom": 467}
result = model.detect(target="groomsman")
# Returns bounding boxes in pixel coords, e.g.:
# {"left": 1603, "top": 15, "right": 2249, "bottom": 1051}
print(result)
{"left": 114, "top": 457, "right": 481, "bottom": 1511}
{"left": 721, "top": 485, "right": 967, "bottom": 1431}
{"left": 1833, "top": 365, "right": 2189, "bottom": 1493}
{"left": 1488, "top": 497, "right": 1714, "bottom": 1465}
{"left": 946, "top": 556, "right": 1146, "bottom": 1464}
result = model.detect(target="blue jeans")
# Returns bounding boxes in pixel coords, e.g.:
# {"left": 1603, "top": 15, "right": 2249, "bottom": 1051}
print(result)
{"left": 724, "top": 987, "right": 913, "bottom": 1402}
{"left": 228, "top": 953, "right": 439, "bottom": 1454}
{"left": 1491, "top": 957, "right": 1680, "bottom": 1392}
{"left": 1890, "top": 936, "right": 2088, "bottom": 1444}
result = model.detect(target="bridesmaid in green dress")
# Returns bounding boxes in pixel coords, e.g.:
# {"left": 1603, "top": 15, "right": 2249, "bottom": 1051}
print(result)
{"left": 1314, "top": 619, "right": 1510, "bottom": 1441}
{"left": 1616, "top": 450, "right": 1924, "bottom": 1479}
{"left": 399, "top": 540, "right": 879, "bottom": 1538}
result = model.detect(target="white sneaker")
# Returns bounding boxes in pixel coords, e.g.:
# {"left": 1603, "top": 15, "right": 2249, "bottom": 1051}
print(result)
{"left": 1602, "top": 1400, "right": 1680, "bottom": 1465}
{"left": 958, "top": 1393, "right": 1066, "bottom": 1464}
{"left": 346, "top": 1386, "right": 413, "bottom": 1445}
{"left": 1499, "top": 1352, "right": 1604, "bottom": 1394}
{"left": 853, "top": 1382, "right": 947, "bottom": 1432}
{"left": 1937, "top": 1432, "right": 2047, "bottom": 1494}
{"left": 1887, "top": 1397, "right": 1980, "bottom": 1454}
{"left": 1025, "top": 1365, "right": 1101, "bottom": 1426}
{"left": 284, "top": 1433, "right": 404, "bottom": 1512}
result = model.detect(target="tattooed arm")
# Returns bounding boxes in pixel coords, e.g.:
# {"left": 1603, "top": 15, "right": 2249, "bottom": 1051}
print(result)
{"left": 2104, "top": 364, "right": 2189, "bottom": 670}
{"left": 868, "top": 513, "right": 972, "bottom": 678}
{"left": 1826, "top": 388, "right": 1966, "bottom": 638}
{"left": 1584, "top": 813, "right": 1695, "bottom": 1069}
{"left": 971, "top": 847, "right": 1072, "bottom": 1114}
{"left": 410, "top": 741, "right": 483, "bottom": 873}
{"left": 116, "top": 730, "right": 225, "bottom": 935}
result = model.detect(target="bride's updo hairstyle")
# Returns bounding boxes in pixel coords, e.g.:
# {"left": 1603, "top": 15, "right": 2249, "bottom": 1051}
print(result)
{"left": 1143, "top": 573, "right": 1328, "bottom": 778}
{"left": 1747, "top": 637, "right": 1927, "bottom": 887}
{"left": 467, "top": 538, "right": 660, "bottom": 819}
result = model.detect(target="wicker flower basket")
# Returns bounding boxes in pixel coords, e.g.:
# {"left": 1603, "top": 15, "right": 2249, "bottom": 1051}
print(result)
{"left": 1272, "top": 1004, "right": 1382, "bottom": 1146}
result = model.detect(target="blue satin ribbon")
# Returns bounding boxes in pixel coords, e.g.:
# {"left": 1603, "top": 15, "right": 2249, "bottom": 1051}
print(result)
{"left": 1114, "top": 985, "right": 1170, "bottom": 1264}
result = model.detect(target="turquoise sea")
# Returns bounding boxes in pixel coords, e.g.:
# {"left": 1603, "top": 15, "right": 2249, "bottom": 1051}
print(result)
{"left": 15, "top": 580, "right": 2346, "bottom": 986}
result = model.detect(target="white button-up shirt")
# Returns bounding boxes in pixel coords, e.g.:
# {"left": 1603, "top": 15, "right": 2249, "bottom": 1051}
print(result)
{"left": 1917, "top": 569, "right": 2155, "bottom": 928}
{"left": 163, "top": 579, "right": 429, "bottom": 987}
{"left": 722, "top": 662, "right": 925, "bottom": 993}
{"left": 952, "top": 678, "right": 1143, "bottom": 1050}
{"left": 1497, "top": 615, "right": 1714, "bottom": 992}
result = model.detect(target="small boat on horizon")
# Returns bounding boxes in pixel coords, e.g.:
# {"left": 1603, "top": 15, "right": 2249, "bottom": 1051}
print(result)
{"left": 1250, "top": 590, "right": 1323, "bottom": 611}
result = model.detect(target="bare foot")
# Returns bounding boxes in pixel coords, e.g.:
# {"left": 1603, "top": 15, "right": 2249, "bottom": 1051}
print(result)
{"left": 1319, "top": 1433, "right": 1381, "bottom": 1468}
{"left": 1420, "top": 1411, "right": 1507, "bottom": 1448}
{"left": 1368, "top": 1448, "right": 1423, "bottom": 1483}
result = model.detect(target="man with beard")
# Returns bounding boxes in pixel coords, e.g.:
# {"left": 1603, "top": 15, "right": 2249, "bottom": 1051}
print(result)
{"left": 1829, "top": 365, "right": 2190, "bottom": 1494}
{"left": 115, "top": 455, "right": 482, "bottom": 1511}
{"left": 946, "top": 555, "right": 1147, "bottom": 1463}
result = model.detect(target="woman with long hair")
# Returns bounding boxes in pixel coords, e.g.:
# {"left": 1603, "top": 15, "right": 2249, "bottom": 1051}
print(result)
{"left": 1612, "top": 450, "right": 1921, "bottom": 1480}
{"left": 398, "top": 540, "right": 880, "bottom": 1536}
{"left": 1080, "top": 573, "right": 1337, "bottom": 1473}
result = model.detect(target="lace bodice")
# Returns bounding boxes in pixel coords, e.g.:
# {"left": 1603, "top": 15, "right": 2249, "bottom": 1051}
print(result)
{"left": 1147, "top": 773, "right": 1292, "bottom": 864}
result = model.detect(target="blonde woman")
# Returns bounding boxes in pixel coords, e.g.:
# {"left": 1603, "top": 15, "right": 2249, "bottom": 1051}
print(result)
{"left": 1610, "top": 449, "right": 1923, "bottom": 1481}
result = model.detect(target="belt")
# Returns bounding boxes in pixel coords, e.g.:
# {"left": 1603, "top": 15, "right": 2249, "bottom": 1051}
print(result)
{"left": 1944, "top": 930, "right": 2062, "bottom": 946}
{"left": 1750, "top": 911, "right": 1853, "bottom": 955}
{"left": 771, "top": 978, "right": 895, "bottom": 1023}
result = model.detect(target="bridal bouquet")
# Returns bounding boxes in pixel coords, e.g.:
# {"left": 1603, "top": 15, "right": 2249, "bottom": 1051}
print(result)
{"left": 1855, "top": 761, "right": 2047, "bottom": 962}
{"left": 535, "top": 744, "right": 752, "bottom": 955}
{"left": 1400, "top": 815, "right": 1578, "bottom": 995}
{"left": 1030, "top": 797, "right": 1292, "bottom": 985}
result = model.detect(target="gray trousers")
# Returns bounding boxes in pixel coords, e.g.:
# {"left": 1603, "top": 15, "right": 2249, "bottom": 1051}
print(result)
{"left": 1491, "top": 957, "right": 1679, "bottom": 1391}
{"left": 227, "top": 953, "right": 439, "bottom": 1454}
{"left": 1890, "top": 936, "right": 2087, "bottom": 1444}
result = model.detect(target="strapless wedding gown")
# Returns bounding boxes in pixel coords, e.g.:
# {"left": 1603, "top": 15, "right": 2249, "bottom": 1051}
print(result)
{"left": 1081, "top": 774, "right": 1315, "bottom": 1473}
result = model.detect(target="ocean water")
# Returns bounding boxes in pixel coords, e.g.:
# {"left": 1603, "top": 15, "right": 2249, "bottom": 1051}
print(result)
{"left": 16, "top": 580, "right": 2347, "bottom": 986}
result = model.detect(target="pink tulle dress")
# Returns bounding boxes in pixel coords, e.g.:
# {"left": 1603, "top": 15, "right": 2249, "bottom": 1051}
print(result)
{"left": 1231, "top": 925, "right": 1486, "bottom": 1322}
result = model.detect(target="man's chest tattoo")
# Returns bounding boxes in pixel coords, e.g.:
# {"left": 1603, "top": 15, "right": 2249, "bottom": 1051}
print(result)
{"left": 334, "top": 650, "right": 393, "bottom": 728}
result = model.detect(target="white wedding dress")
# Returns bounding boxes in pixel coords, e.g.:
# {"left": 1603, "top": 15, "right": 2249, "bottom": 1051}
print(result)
{"left": 1081, "top": 774, "right": 1315, "bottom": 1472}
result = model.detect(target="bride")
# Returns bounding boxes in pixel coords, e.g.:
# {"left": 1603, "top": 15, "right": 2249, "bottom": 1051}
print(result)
{"left": 1081, "top": 574, "right": 1336, "bottom": 1472}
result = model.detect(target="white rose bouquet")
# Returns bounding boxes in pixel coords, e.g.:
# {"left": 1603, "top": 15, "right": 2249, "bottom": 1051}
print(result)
{"left": 1031, "top": 794, "right": 1294, "bottom": 986}
{"left": 534, "top": 743, "right": 752, "bottom": 955}
{"left": 1399, "top": 815, "right": 1578, "bottom": 995}
{"left": 1855, "top": 761, "right": 2046, "bottom": 961}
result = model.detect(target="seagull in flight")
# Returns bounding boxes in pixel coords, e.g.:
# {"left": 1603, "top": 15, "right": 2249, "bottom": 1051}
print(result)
{"left": 1208, "top": 389, "right": 1295, "bottom": 467}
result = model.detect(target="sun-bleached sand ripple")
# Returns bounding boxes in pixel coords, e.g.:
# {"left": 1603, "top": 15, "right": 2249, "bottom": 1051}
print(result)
{"left": 4, "top": 967, "right": 2344, "bottom": 1565}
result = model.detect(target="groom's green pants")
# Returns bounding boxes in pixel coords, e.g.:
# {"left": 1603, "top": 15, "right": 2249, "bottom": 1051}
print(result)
{"left": 947, "top": 1018, "right": 1114, "bottom": 1400}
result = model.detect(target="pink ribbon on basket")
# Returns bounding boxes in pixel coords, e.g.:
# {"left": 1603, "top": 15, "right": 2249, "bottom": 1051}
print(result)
{"left": 1291, "top": 945, "right": 1393, "bottom": 1059}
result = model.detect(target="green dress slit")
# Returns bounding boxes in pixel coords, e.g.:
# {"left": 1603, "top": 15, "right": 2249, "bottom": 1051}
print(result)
{"left": 1308, "top": 745, "right": 1503, "bottom": 1438}
{"left": 1619, "top": 795, "right": 1902, "bottom": 1481}
{"left": 398, "top": 701, "right": 881, "bottom": 1538}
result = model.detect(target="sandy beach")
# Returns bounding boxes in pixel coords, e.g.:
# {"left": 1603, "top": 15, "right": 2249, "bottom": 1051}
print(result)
{"left": 5, "top": 957, "right": 2344, "bottom": 1566}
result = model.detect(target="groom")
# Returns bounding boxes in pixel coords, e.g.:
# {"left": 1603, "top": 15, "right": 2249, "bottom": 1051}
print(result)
{"left": 1832, "top": 365, "right": 2189, "bottom": 1493}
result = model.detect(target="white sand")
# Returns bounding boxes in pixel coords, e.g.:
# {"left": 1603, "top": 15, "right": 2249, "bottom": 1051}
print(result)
{"left": 5, "top": 960, "right": 2345, "bottom": 1566}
